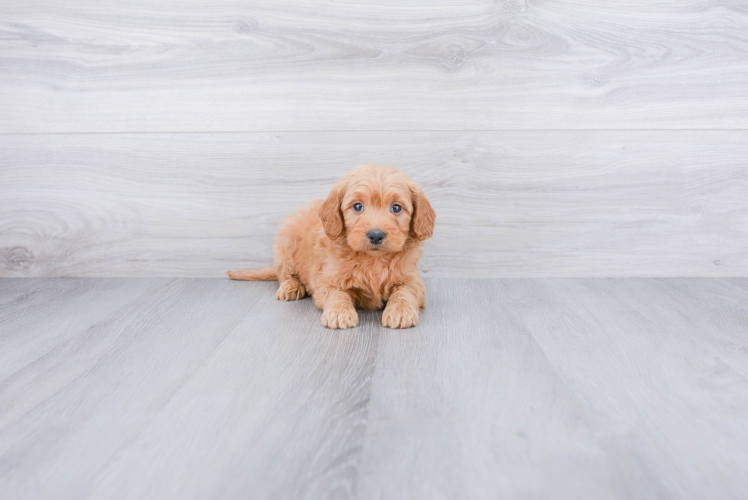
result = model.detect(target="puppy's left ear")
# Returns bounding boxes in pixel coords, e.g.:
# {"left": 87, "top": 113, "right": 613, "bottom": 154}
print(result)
{"left": 410, "top": 183, "right": 436, "bottom": 241}
{"left": 319, "top": 183, "right": 346, "bottom": 241}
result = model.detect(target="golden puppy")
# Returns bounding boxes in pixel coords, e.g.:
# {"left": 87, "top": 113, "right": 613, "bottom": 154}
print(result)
{"left": 228, "top": 164, "right": 436, "bottom": 329}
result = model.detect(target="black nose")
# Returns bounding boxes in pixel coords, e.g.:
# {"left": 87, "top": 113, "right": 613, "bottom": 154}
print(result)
{"left": 367, "top": 230, "right": 386, "bottom": 245}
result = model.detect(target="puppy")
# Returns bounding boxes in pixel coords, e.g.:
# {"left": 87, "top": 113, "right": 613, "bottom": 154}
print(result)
{"left": 228, "top": 164, "right": 436, "bottom": 329}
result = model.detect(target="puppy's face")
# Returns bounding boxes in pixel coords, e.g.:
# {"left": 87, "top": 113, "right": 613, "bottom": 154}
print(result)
{"left": 320, "top": 164, "right": 436, "bottom": 254}
{"left": 341, "top": 179, "right": 412, "bottom": 254}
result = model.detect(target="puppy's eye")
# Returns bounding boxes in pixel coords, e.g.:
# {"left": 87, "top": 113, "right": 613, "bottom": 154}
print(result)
{"left": 391, "top": 204, "right": 402, "bottom": 214}
{"left": 353, "top": 203, "right": 364, "bottom": 213}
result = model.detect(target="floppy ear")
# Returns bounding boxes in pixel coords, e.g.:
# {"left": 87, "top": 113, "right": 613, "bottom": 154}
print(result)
{"left": 410, "top": 184, "right": 436, "bottom": 241}
{"left": 319, "top": 184, "right": 346, "bottom": 241}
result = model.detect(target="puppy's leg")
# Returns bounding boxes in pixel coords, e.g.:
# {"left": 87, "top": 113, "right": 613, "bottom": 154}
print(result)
{"left": 383, "top": 281, "right": 424, "bottom": 329}
{"left": 272, "top": 220, "right": 307, "bottom": 301}
{"left": 276, "top": 277, "right": 306, "bottom": 301}
{"left": 318, "top": 288, "right": 358, "bottom": 330}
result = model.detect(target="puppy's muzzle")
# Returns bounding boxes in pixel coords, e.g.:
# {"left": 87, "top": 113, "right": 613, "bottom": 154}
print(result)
{"left": 367, "top": 230, "right": 386, "bottom": 245}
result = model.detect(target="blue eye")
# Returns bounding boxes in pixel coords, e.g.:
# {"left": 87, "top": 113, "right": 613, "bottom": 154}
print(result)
{"left": 391, "top": 204, "right": 402, "bottom": 214}
{"left": 353, "top": 203, "right": 364, "bottom": 212}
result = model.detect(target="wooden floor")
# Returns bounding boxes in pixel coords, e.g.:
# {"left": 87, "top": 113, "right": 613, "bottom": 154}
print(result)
{"left": 1, "top": 278, "right": 747, "bottom": 499}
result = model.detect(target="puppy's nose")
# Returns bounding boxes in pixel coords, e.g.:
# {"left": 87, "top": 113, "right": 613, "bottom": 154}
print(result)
{"left": 367, "top": 230, "right": 386, "bottom": 245}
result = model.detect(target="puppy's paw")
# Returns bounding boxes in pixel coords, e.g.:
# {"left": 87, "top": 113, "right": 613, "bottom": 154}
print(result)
{"left": 382, "top": 303, "right": 419, "bottom": 329}
{"left": 277, "top": 279, "right": 306, "bottom": 301}
{"left": 322, "top": 305, "right": 358, "bottom": 330}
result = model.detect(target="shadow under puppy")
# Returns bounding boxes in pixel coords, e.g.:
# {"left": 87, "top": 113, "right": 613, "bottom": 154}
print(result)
{"left": 228, "top": 164, "right": 436, "bottom": 329}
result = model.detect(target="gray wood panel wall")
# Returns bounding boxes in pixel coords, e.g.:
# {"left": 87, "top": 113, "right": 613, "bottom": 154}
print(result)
{"left": 1, "top": 1, "right": 747, "bottom": 277}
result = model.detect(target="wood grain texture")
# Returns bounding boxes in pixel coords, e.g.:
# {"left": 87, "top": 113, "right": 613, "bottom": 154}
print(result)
{"left": 0, "top": 278, "right": 380, "bottom": 499}
{"left": 0, "top": 278, "right": 168, "bottom": 380}
{"left": 357, "top": 278, "right": 630, "bottom": 499}
{"left": 358, "top": 278, "right": 748, "bottom": 499}
{"left": 499, "top": 278, "right": 748, "bottom": 500}
{"left": 2, "top": 0, "right": 748, "bottom": 132}
{"left": 1, "top": 278, "right": 748, "bottom": 499}
{"left": 1, "top": 131, "right": 746, "bottom": 278}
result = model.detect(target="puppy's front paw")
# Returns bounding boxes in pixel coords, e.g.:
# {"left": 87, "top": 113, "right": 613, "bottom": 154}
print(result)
{"left": 382, "top": 303, "right": 419, "bottom": 329}
{"left": 277, "top": 279, "right": 306, "bottom": 301}
{"left": 322, "top": 305, "right": 358, "bottom": 330}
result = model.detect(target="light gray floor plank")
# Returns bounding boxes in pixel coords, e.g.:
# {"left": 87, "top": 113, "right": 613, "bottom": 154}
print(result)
{"left": 625, "top": 278, "right": 748, "bottom": 379}
{"left": 2, "top": 1, "right": 748, "bottom": 132}
{"left": 1, "top": 278, "right": 747, "bottom": 499}
{"left": 0, "top": 279, "right": 266, "bottom": 499}
{"left": 0, "top": 278, "right": 48, "bottom": 305}
{"left": 0, "top": 279, "right": 378, "bottom": 500}
{"left": 357, "top": 279, "right": 629, "bottom": 500}
{"left": 502, "top": 279, "right": 748, "bottom": 500}
{"left": 2, "top": 131, "right": 746, "bottom": 278}
{"left": 0, "top": 279, "right": 170, "bottom": 381}
{"left": 88, "top": 289, "right": 380, "bottom": 500}
{"left": 725, "top": 278, "right": 748, "bottom": 296}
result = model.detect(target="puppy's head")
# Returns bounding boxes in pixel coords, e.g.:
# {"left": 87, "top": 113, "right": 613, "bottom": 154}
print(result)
{"left": 319, "top": 164, "right": 436, "bottom": 254}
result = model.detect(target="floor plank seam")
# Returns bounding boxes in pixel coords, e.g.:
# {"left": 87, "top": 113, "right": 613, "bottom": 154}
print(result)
{"left": 4, "top": 128, "right": 748, "bottom": 136}
{"left": 349, "top": 322, "right": 382, "bottom": 497}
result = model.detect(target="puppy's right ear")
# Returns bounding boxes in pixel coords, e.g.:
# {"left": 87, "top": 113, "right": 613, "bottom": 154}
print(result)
{"left": 319, "top": 185, "right": 345, "bottom": 241}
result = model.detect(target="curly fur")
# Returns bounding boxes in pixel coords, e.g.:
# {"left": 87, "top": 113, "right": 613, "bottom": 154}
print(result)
{"left": 228, "top": 164, "right": 436, "bottom": 329}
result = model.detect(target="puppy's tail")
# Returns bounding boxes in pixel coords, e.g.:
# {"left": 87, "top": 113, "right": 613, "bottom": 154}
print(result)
{"left": 227, "top": 267, "right": 277, "bottom": 281}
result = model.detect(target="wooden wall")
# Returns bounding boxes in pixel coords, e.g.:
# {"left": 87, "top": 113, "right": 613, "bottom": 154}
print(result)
{"left": 1, "top": 1, "right": 747, "bottom": 277}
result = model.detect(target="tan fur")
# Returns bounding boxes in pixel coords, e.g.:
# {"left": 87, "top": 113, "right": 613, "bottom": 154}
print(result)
{"left": 228, "top": 164, "right": 436, "bottom": 329}
{"left": 227, "top": 267, "right": 277, "bottom": 281}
